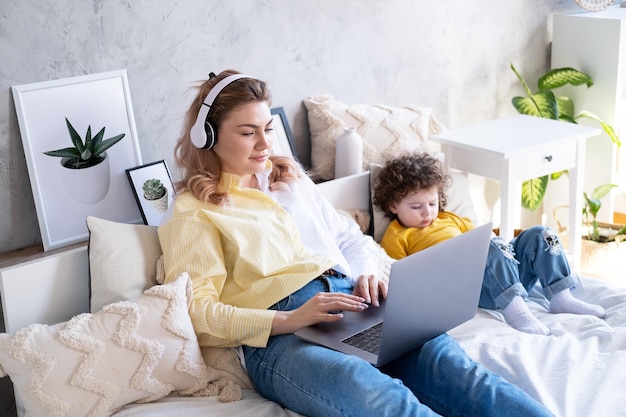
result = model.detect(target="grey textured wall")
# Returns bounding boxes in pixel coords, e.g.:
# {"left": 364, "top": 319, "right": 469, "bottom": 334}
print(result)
{"left": 0, "top": 0, "right": 582, "bottom": 253}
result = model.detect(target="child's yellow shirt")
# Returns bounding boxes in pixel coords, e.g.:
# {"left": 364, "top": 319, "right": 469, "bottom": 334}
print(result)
{"left": 381, "top": 211, "right": 474, "bottom": 260}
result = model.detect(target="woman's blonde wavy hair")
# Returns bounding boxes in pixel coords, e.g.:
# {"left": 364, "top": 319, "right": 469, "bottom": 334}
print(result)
{"left": 174, "top": 69, "right": 300, "bottom": 205}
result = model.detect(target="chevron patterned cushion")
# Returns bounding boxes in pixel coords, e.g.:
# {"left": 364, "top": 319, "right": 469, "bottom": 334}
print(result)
{"left": 303, "top": 95, "right": 445, "bottom": 181}
{"left": 0, "top": 273, "right": 212, "bottom": 417}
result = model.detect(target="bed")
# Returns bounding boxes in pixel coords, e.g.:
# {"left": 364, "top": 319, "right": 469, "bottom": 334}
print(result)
{"left": 1, "top": 169, "right": 626, "bottom": 417}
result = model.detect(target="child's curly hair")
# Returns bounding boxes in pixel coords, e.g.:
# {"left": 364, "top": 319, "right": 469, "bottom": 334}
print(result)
{"left": 373, "top": 153, "right": 452, "bottom": 220}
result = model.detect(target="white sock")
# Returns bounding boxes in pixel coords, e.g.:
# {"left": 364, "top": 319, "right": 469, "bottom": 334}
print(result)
{"left": 501, "top": 296, "right": 551, "bottom": 335}
{"left": 549, "top": 288, "right": 606, "bottom": 318}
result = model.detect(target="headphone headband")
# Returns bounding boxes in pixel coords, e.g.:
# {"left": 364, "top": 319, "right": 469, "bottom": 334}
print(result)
{"left": 190, "top": 73, "right": 253, "bottom": 149}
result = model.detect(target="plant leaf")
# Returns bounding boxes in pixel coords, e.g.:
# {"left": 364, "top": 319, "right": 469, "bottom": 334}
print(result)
{"left": 510, "top": 63, "right": 534, "bottom": 97}
{"left": 575, "top": 110, "right": 621, "bottom": 147}
{"left": 550, "top": 170, "right": 568, "bottom": 180}
{"left": 521, "top": 175, "right": 549, "bottom": 211}
{"left": 557, "top": 114, "right": 577, "bottom": 124}
{"left": 538, "top": 67, "right": 593, "bottom": 90}
{"left": 584, "top": 192, "right": 602, "bottom": 218}
{"left": 556, "top": 96, "right": 575, "bottom": 120}
{"left": 84, "top": 125, "right": 93, "bottom": 153}
{"left": 65, "top": 118, "right": 87, "bottom": 154}
{"left": 591, "top": 183, "right": 617, "bottom": 200}
{"left": 92, "top": 133, "right": 125, "bottom": 156}
{"left": 512, "top": 90, "right": 558, "bottom": 119}
{"left": 42, "top": 147, "right": 81, "bottom": 158}
{"left": 91, "top": 127, "right": 106, "bottom": 151}
{"left": 80, "top": 149, "right": 92, "bottom": 160}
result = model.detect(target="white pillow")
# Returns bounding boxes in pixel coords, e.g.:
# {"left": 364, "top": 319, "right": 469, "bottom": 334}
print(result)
{"left": 0, "top": 274, "right": 211, "bottom": 417}
{"left": 87, "top": 216, "right": 162, "bottom": 312}
{"left": 303, "top": 95, "right": 445, "bottom": 180}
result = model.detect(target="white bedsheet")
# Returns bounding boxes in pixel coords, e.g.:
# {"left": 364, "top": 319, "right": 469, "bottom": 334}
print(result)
{"left": 450, "top": 275, "right": 626, "bottom": 417}
{"left": 114, "top": 389, "right": 305, "bottom": 417}
{"left": 113, "top": 275, "right": 626, "bottom": 417}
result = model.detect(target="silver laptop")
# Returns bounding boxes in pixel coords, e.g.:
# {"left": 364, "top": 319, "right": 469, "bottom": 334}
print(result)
{"left": 295, "top": 222, "right": 493, "bottom": 367}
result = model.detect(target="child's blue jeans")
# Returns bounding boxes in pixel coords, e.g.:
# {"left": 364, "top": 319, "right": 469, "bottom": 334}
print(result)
{"left": 480, "top": 225, "right": 577, "bottom": 310}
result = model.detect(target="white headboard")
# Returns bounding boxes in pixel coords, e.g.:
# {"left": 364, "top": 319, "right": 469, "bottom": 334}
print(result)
{"left": 315, "top": 171, "right": 371, "bottom": 213}
{"left": 0, "top": 244, "right": 89, "bottom": 334}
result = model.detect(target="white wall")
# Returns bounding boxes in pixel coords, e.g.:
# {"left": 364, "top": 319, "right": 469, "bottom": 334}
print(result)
{"left": 0, "top": 0, "right": 586, "bottom": 253}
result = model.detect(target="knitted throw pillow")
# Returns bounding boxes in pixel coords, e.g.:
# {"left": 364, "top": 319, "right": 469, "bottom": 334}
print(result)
{"left": 303, "top": 95, "right": 445, "bottom": 180}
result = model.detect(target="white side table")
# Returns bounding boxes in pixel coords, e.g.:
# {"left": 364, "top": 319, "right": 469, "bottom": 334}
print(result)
{"left": 430, "top": 114, "right": 600, "bottom": 271}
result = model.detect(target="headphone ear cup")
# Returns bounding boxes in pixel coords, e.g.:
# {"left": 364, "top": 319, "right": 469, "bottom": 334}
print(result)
{"left": 203, "top": 121, "right": 217, "bottom": 150}
{"left": 191, "top": 73, "right": 252, "bottom": 149}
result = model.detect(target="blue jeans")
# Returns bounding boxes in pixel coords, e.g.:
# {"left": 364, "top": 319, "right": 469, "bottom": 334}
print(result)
{"left": 243, "top": 275, "right": 553, "bottom": 417}
{"left": 480, "top": 225, "right": 578, "bottom": 310}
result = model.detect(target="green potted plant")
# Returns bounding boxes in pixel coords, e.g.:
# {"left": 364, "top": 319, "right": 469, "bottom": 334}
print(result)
{"left": 555, "top": 183, "right": 626, "bottom": 283}
{"left": 510, "top": 64, "right": 620, "bottom": 211}
{"left": 142, "top": 178, "right": 168, "bottom": 213}
{"left": 44, "top": 117, "right": 126, "bottom": 169}
{"left": 582, "top": 184, "right": 626, "bottom": 243}
{"left": 44, "top": 117, "right": 125, "bottom": 204}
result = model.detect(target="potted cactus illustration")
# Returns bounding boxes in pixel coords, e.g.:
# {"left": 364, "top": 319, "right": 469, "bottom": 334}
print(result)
{"left": 142, "top": 178, "right": 168, "bottom": 213}
{"left": 43, "top": 117, "right": 125, "bottom": 204}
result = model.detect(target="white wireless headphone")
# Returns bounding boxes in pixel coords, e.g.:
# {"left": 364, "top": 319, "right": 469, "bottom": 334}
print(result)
{"left": 190, "top": 73, "right": 253, "bottom": 149}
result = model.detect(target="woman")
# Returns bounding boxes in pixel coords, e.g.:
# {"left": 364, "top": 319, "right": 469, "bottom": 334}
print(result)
{"left": 158, "top": 69, "right": 554, "bottom": 417}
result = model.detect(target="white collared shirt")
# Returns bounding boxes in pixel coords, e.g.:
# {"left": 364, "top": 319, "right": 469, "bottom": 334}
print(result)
{"left": 256, "top": 168, "right": 379, "bottom": 283}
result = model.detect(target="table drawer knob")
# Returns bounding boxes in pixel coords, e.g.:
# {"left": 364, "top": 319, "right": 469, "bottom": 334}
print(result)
{"left": 545, "top": 155, "right": 553, "bottom": 162}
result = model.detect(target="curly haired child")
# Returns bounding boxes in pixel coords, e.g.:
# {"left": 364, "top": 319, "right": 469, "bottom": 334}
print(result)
{"left": 373, "top": 153, "right": 606, "bottom": 335}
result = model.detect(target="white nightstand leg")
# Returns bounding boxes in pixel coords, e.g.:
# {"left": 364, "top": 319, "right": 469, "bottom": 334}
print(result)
{"left": 500, "top": 166, "right": 520, "bottom": 243}
{"left": 568, "top": 139, "right": 586, "bottom": 272}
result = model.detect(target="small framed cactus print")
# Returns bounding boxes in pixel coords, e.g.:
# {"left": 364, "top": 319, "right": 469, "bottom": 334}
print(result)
{"left": 126, "top": 160, "right": 175, "bottom": 226}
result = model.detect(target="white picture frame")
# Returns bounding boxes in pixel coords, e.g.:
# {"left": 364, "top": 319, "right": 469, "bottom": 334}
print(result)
{"left": 270, "top": 107, "right": 298, "bottom": 161}
{"left": 126, "top": 160, "right": 175, "bottom": 226}
{"left": 12, "top": 69, "right": 143, "bottom": 251}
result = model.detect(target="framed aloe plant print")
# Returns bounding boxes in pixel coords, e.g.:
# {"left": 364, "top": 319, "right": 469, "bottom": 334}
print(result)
{"left": 12, "top": 69, "right": 143, "bottom": 251}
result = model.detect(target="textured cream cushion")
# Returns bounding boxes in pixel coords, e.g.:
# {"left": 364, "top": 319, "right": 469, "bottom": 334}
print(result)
{"left": 303, "top": 95, "right": 445, "bottom": 180}
{"left": 88, "top": 216, "right": 254, "bottom": 397}
{"left": 0, "top": 274, "right": 211, "bottom": 417}
{"left": 87, "top": 216, "right": 162, "bottom": 312}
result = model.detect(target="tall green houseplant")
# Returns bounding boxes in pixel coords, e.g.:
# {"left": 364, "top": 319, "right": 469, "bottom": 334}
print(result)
{"left": 510, "top": 64, "right": 620, "bottom": 211}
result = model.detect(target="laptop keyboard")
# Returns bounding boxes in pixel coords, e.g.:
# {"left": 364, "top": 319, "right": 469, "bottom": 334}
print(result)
{"left": 341, "top": 322, "right": 383, "bottom": 355}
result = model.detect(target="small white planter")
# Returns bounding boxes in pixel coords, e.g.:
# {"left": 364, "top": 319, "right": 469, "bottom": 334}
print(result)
{"left": 145, "top": 188, "right": 169, "bottom": 214}
{"left": 59, "top": 153, "right": 111, "bottom": 205}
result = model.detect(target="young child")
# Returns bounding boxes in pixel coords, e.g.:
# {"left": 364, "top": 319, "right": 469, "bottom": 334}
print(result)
{"left": 373, "top": 153, "right": 606, "bottom": 335}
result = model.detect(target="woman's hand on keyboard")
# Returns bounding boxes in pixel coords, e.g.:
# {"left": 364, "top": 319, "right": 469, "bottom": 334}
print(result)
{"left": 352, "top": 274, "right": 388, "bottom": 307}
{"left": 271, "top": 292, "right": 369, "bottom": 336}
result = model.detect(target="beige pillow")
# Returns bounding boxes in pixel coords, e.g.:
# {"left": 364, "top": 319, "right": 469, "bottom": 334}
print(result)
{"left": 336, "top": 208, "right": 371, "bottom": 234}
{"left": 303, "top": 95, "right": 445, "bottom": 181}
{"left": 0, "top": 274, "right": 211, "bottom": 417}
{"left": 87, "top": 216, "right": 162, "bottom": 312}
